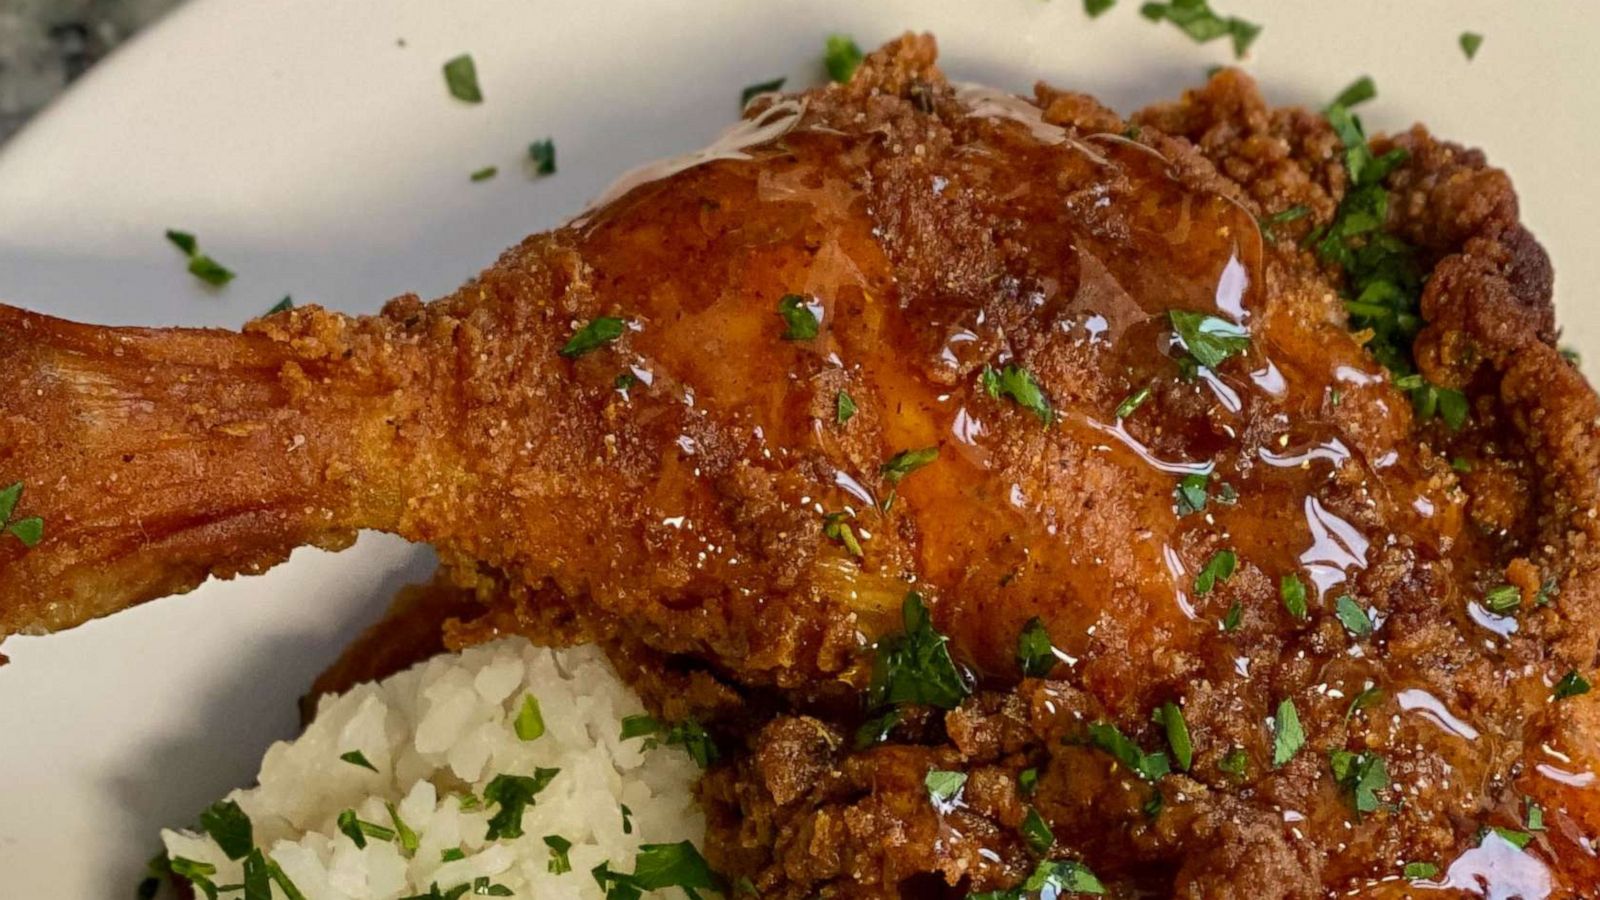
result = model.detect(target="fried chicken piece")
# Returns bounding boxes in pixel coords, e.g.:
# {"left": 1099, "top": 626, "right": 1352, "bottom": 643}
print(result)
{"left": 3, "top": 35, "right": 1599, "bottom": 896}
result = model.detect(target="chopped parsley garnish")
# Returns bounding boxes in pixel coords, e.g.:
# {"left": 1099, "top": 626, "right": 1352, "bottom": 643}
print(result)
{"left": 1258, "top": 205, "right": 1310, "bottom": 241}
{"left": 528, "top": 139, "right": 557, "bottom": 175}
{"left": 340, "top": 750, "right": 378, "bottom": 772}
{"left": 1327, "top": 76, "right": 1377, "bottom": 111}
{"left": 187, "top": 256, "right": 235, "bottom": 287}
{"left": 1152, "top": 701, "right": 1193, "bottom": 771}
{"left": 822, "top": 511, "right": 864, "bottom": 557}
{"left": 514, "top": 694, "right": 546, "bottom": 741}
{"left": 1329, "top": 749, "right": 1389, "bottom": 816}
{"left": 777, "top": 294, "right": 821, "bottom": 340}
{"left": 614, "top": 372, "right": 639, "bottom": 391}
{"left": 387, "top": 801, "right": 419, "bottom": 855}
{"left": 544, "top": 834, "right": 573, "bottom": 874}
{"left": 165, "top": 230, "right": 197, "bottom": 255}
{"left": 472, "top": 877, "right": 514, "bottom": 896}
{"left": 1193, "top": 549, "right": 1236, "bottom": 595}
{"left": 1018, "top": 767, "right": 1039, "bottom": 796}
{"left": 621, "top": 803, "right": 634, "bottom": 835}
{"left": 1218, "top": 747, "right": 1247, "bottom": 778}
{"left": 469, "top": 166, "right": 497, "bottom": 182}
{"left": 1221, "top": 601, "right": 1242, "bottom": 632}
{"left": 199, "top": 799, "right": 253, "bottom": 860}
{"left": 824, "top": 35, "right": 864, "bottom": 83}
{"left": 1526, "top": 798, "right": 1545, "bottom": 832}
{"left": 594, "top": 841, "right": 719, "bottom": 900}
{"left": 242, "top": 848, "right": 271, "bottom": 900}
{"left": 1087, "top": 721, "right": 1170, "bottom": 781}
{"left": 925, "top": 769, "right": 968, "bottom": 804}
{"left": 1016, "top": 858, "right": 1106, "bottom": 897}
{"left": 1138, "top": 1, "right": 1261, "bottom": 58}
{"left": 1346, "top": 685, "right": 1383, "bottom": 719}
{"left": 336, "top": 809, "right": 395, "bottom": 848}
{"left": 166, "top": 230, "right": 235, "bottom": 287}
{"left": 869, "top": 592, "right": 972, "bottom": 710}
{"left": 0, "top": 481, "right": 43, "bottom": 547}
{"left": 267, "top": 296, "right": 294, "bottom": 315}
{"left": 836, "top": 390, "right": 858, "bottom": 424}
{"left": 1537, "top": 579, "right": 1559, "bottom": 607}
{"left": 1403, "top": 861, "right": 1440, "bottom": 880}
{"left": 559, "top": 316, "right": 626, "bottom": 358}
{"left": 1113, "top": 384, "right": 1152, "bottom": 420}
{"left": 441, "top": 848, "right": 466, "bottom": 862}
{"left": 170, "top": 857, "right": 220, "bottom": 900}
{"left": 881, "top": 447, "right": 939, "bottom": 484}
{"left": 443, "top": 54, "right": 483, "bottom": 103}
{"left": 1174, "top": 473, "right": 1209, "bottom": 515}
{"left": 1334, "top": 595, "right": 1372, "bottom": 637}
{"left": 1489, "top": 827, "right": 1533, "bottom": 850}
{"left": 1554, "top": 669, "right": 1591, "bottom": 700}
{"left": 1313, "top": 94, "right": 1471, "bottom": 432}
{"left": 982, "top": 364, "right": 1055, "bottom": 425}
{"left": 1482, "top": 584, "right": 1521, "bottom": 615}
{"left": 1021, "top": 807, "right": 1054, "bottom": 855}
{"left": 740, "top": 77, "right": 786, "bottom": 107}
{"left": 1460, "top": 32, "right": 1484, "bottom": 61}
{"left": 1270, "top": 698, "right": 1304, "bottom": 767}
{"left": 1279, "top": 574, "right": 1308, "bottom": 619}
{"left": 853, "top": 708, "right": 901, "bottom": 752}
{"left": 619, "top": 714, "right": 720, "bottom": 768}
{"left": 1016, "top": 617, "right": 1057, "bottom": 678}
{"left": 1085, "top": 0, "right": 1116, "bottom": 17}
{"left": 483, "top": 768, "right": 560, "bottom": 840}
{"left": 1168, "top": 310, "right": 1250, "bottom": 369}
{"left": 265, "top": 856, "right": 306, "bottom": 900}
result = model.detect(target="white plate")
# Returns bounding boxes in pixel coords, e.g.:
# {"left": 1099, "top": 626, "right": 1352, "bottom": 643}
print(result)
{"left": 1, "top": 1, "right": 1596, "bottom": 895}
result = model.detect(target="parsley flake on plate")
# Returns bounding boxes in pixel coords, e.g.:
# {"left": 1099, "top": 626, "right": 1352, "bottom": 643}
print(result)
{"left": 822, "top": 511, "right": 864, "bottom": 558}
{"left": 1114, "top": 384, "right": 1152, "bottom": 420}
{"left": 514, "top": 694, "right": 546, "bottom": 741}
{"left": 528, "top": 138, "right": 557, "bottom": 176}
{"left": 469, "top": 165, "right": 498, "bottom": 182}
{"left": 777, "top": 294, "right": 821, "bottom": 340}
{"left": 339, "top": 749, "right": 378, "bottom": 772}
{"left": 165, "top": 229, "right": 235, "bottom": 287}
{"left": 1279, "top": 574, "right": 1308, "bottom": 619}
{"left": 1554, "top": 669, "right": 1591, "bottom": 700}
{"left": 559, "top": 316, "right": 626, "bottom": 358}
{"left": 881, "top": 447, "right": 938, "bottom": 484}
{"left": 1460, "top": 32, "right": 1484, "bottom": 61}
{"left": 1482, "top": 584, "right": 1521, "bottom": 615}
{"left": 1329, "top": 749, "right": 1389, "bottom": 815}
{"left": 824, "top": 35, "right": 864, "bottom": 83}
{"left": 1152, "top": 701, "right": 1193, "bottom": 771}
{"left": 982, "top": 364, "right": 1055, "bottom": 425}
{"left": 443, "top": 54, "right": 483, "bottom": 103}
{"left": 1021, "top": 806, "right": 1054, "bottom": 855}
{"left": 1085, "top": 0, "right": 1116, "bottom": 17}
{"left": 741, "top": 77, "right": 786, "bottom": 107}
{"left": 1270, "top": 698, "right": 1304, "bottom": 767}
{"left": 1193, "top": 549, "right": 1236, "bottom": 595}
{"left": 1168, "top": 310, "right": 1250, "bottom": 369}
{"left": 336, "top": 809, "right": 394, "bottom": 849}
{"left": 267, "top": 296, "right": 294, "bottom": 315}
{"left": 869, "top": 592, "right": 972, "bottom": 710}
{"left": 0, "top": 481, "right": 43, "bottom": 548}
{"left": 1334, "top": 595, "right": 1373, "bottom": 637}
{"left": 925, "top": 769, "right": 968, "bottom": 805}
{"left": 199, "top": 799, "right": 253, "bottom": 860}
{"left": 836, "top": 390, "right": 858, "bottom": 425}
{"left": 1087, "top": 720, "right": 1170, "bottom": 782}
{"left": 483, "top": 768, "right": 560, "bottom": 840}
{"left": 1139, "top": 1, "right": 1261, "bottom": 58}
{"left": 1016, "top": 617, "right": 1057, "bottom": 678}
{"left": 1326, "top": 75, "right": 1376, "bottom": 111}
{"left": 544, "top": 834, "right": 573, "bottom": 874}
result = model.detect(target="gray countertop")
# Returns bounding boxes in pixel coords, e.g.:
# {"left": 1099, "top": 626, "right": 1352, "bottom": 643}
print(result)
{"left": 0, "top": 0, "right": 182, "bottom": 142}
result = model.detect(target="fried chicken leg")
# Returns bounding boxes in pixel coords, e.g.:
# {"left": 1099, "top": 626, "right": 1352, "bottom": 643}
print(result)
{"left": 3, "top": 35, "right": 1598, "bottom": 896}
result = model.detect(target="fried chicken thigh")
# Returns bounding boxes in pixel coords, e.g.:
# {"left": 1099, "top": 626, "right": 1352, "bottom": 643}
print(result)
{"left": 4, "top": 35, "right": 1599, "bottom": 897}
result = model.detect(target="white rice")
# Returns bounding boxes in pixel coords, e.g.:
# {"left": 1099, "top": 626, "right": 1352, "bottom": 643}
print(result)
{"left": 160, "top": 639, "right": 705, "bottom": 899}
